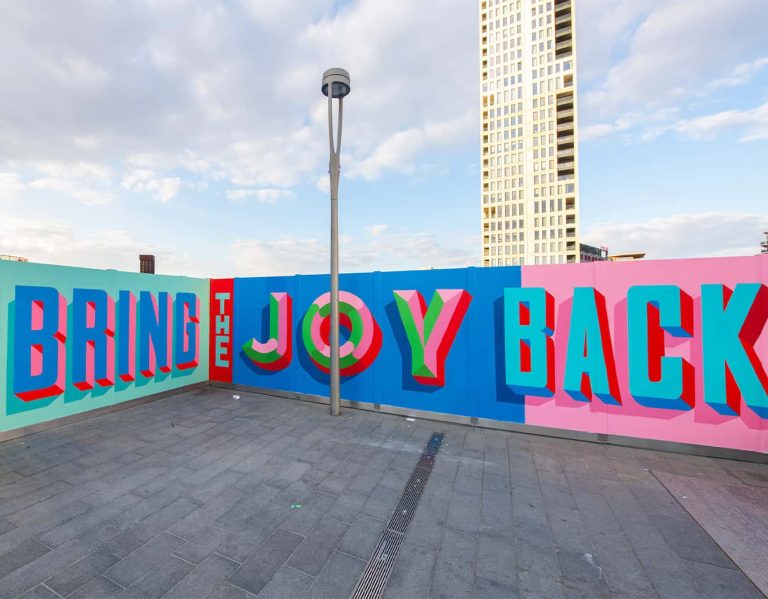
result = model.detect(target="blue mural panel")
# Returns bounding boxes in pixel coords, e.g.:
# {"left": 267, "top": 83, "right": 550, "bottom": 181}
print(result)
{"left": 230, "top": 266, "right": 525, "bottom": 423}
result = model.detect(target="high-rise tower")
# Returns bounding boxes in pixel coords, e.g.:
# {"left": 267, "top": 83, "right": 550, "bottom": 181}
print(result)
{"left": 481, "top": 0, "right": 579, "bottom": 266}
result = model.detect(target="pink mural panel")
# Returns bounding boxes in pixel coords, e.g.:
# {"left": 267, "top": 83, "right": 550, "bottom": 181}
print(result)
{"left": 522, "top": 256, "right": 768, "bottom": 453}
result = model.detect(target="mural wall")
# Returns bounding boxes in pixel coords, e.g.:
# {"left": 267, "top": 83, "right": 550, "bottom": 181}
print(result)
{"left": 211, "top": 255, "right": 768, "bottom": 454}
{"left": 0, "top": 261, "right": 209, "bottom": 433}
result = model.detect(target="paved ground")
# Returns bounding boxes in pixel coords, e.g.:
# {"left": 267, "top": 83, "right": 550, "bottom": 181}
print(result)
{"left": 0, "top": 387, "right": 765, "bottom": 599}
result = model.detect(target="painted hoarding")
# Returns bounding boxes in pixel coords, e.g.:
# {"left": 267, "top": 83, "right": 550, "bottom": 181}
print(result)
{"left": 0, "top": 261, "right": 209, "bottom": 433}
{"left": 213, "top": 255, "right": 768, "bottom": 454}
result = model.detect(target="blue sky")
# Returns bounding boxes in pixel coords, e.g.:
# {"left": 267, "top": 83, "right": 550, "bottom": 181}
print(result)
{"left": 0, "top": 0, "right": 766, "bottom": 277}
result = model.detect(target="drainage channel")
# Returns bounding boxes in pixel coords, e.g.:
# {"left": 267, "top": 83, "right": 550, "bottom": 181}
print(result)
{"left": 350, "top": 432, "right": 445, "bottom": 599}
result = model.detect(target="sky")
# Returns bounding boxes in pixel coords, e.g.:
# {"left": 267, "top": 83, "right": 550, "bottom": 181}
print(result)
{"left": 0, "top": 0, "right": 766, "bottom": 278}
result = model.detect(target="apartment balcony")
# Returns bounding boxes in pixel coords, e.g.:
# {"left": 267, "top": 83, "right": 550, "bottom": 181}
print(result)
{"left": 557, "top": 108, "right": 574, "bottom": 121}
{"left": 566, "top": 228, "right": 576, "bottom": 239}
{"left": 565, "top": 197, "right": 576, "bottom": 210}
{"left": 557, "top": 122, "right": 575, "bottom": 133}
{"left": 557, "top": 134, "right": 575, "bottom": 146}
{"left": 555, "top": 13, "right": 571, "bottom": 26}
{"left": 558, "top": 148, "right": 575, "bottom": 159}
{"left": 556, "top": 95, "right": 574, "bottom": 109}
{"left": 556, "top": 40, "right": 573, "bottom": 53}
{"left": 556, "top": 26, "right": 572, "bottom": 40}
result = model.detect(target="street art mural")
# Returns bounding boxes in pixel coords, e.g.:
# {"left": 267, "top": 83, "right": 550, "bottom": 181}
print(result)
{"left": 0, "top": 261, "right": 209, "bottom": 434}
{"left": 1, "top": 256, "right": 765, "bottom": 454}
{"left": 212, "top": 255, "right": 768, "bottom": 454}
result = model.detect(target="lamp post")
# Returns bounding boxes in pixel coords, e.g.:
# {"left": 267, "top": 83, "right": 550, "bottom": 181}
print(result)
{"left": 322, "top": 67, "right": 350, "bottom": 417}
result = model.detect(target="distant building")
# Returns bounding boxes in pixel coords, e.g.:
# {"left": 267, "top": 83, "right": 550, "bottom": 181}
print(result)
{"left": 608, "top": 252, "right": 646, "bottom": 262}
{"left": 480, "top": 0, "right": 579, "bottom": 267}
{"left": 0, "top": 255, "right": 29, "bottom": 262}
{"left": 139, "top": 254, "right": 155, "bottom": 274}
{"left": 579, "top": 243, "right": 608, "bottom": 263}
{"left": 762, "top": 232, "right": 768, "bottom": 254}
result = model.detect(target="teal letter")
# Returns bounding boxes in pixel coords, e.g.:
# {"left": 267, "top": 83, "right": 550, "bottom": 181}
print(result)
{"left": 504, "top": 287, "right": 554, "bottom": 396}
{"left": 628, "top": 285, "right": 694, "bottom": 410}
{"left": 563, "top": 288, "right": 621, "bottom": 404}
{"left": 702, "top": 284, "right": 768, "bottom": 417}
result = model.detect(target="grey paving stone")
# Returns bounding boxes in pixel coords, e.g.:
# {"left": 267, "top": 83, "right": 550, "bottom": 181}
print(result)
{"left": 0, "top": 481, "right": 74, "bottom": 518}
{"left": 361, "top": 486, "right": 401, "bottom": 520}
{"left": 684, "top": 559, "right": 764, "bottom": 599}
{"left": 17, "top": 584, "right": 61, "bottom": 599}
{"left": 592, "top": 538, "right": 658, "bottom": 598}
{"left": 115, "top": 555, "right": 195, "bottom": 599}
{"left": 173, "top": 525, "right": 232, "bottom": 565}
{"left": 252, "top": 564, "right": 314, "bottom": 599}
{"left": 213, "top": 487, "right": 277, "bottom": 533}
{"left": 430, "top": 528, "right": 476, "bottom": 599}
{"left": 650, "top": 513, "right": 736, "bottom": 569}
{"left": 104, "top": 531, "right": 186, "bottom": 587}
{"left": 337, "top": 514, "right": 386, "bottom": 560}
{"left": 382, "top": 542, "right": 436, "bottom": 599}
{"left": 69, "top": 574, "right": 124, "bottom": 599}
{"left": 316, "top": 473, "right": 352, "bottom": 496}
{"left": 167, "top": 488, "right": 246, "bottom": 540}
{"left": 379, "top": 466, "right": 412, "bottom": 492}
{"left": 557, "top": 548, "right": 607, "bottom": 585}
{"left": 45, "top": 548, "right": 121, "bottom": 597}
{"left": 279, "top": 491, "right": 336, "bottom": 536}
{"left": 228, "top": 528, "right": 303, "bottom": 595}
{"left": 325, "top": 489, "right": 369, "bottom": 524}
{"left": 36, "top": 493, "right": 141, "bottom": 548}
{"left": 474, "top": 575, "right": 520, "bottom": 599}
{"left": 288, "top": 518, "right": 349, "bottom": 576}
{"left": 306, "top": 550, "right": 366, "bottom": 599}
{"left": 476, "top": 530, "right": 517, "bottom": 588}
{"left": 0, "top": 518, "right": 16, "bottom": 536}
{"left": 0, "top": 539, "right": 50, "bottom": 579}
{"left": 163, "top": 553, "right": 240, "bottom": 599}
{"left": 445, "top": 491, "right": 481, "bottom": 535}
{"left": 210, "top": 581, "right": 258, "bottom": 599}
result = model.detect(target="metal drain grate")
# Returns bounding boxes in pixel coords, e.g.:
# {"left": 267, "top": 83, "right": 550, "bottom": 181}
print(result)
{"left": 350, "top": 432, "right": 445, "bottom": 599}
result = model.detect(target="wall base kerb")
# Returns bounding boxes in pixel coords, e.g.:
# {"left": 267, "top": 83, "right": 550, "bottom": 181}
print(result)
{"left": 0, "top": 382, "right": 208, "bottom": 444}
{"left": 213, "top": 382, "right": 768, "bottom": 465}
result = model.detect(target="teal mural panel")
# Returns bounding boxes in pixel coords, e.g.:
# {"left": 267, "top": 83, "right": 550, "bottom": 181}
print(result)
{"left": 0, "top": 261, "right": 209, "bottom": 433}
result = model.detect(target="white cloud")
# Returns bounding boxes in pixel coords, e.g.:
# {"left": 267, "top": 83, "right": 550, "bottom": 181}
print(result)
{"left": 231, "top": 230, "right": 479, "bottom": 276}
{"left": 582, "top": 212, "right": 768, "bottom": 259}
{"left": 584, "top": 0, "right": 768, "bottom": 115}
{"left": 672, "top": 103, "right": 768, "bottom": 142}
{"left": 28, "top": 177, "right": 113, "bottom": 205}
{"left": 706, "top": 56, "right": 768, "bottom": 90}
{"left": 367, "top": 224, "right": 388, "bottom": 237}
{"left": 579, "top": 0, "right": 768, "bottom": 142}
{"left": 0, "top": 0, "right": 478, "bottom": 190}
{"left": 122, "top": 170, "right": 182, "bottom": 203}
{"left": 225, "top": 188, "right": 294, "bottom": 202}
{"left": 347, "top": 110, "right": 476, "bottom": 180}
{"left": 0, "top": 173, "right": 26, "bottom": 198}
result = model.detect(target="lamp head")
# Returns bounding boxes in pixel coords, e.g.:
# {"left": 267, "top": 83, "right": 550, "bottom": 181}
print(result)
{"left": 322, "top": 68, "right": 351, "bottom": 99}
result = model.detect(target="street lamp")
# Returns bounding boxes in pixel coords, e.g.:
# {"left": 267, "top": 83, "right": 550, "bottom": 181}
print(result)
{"left": 322, "top": 67, "right": 350, "bottom": 417}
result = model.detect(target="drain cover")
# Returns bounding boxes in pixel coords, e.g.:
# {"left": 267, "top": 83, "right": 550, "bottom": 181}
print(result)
{"left": 350, "top": 432, "right": 445, "bottom": 599}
